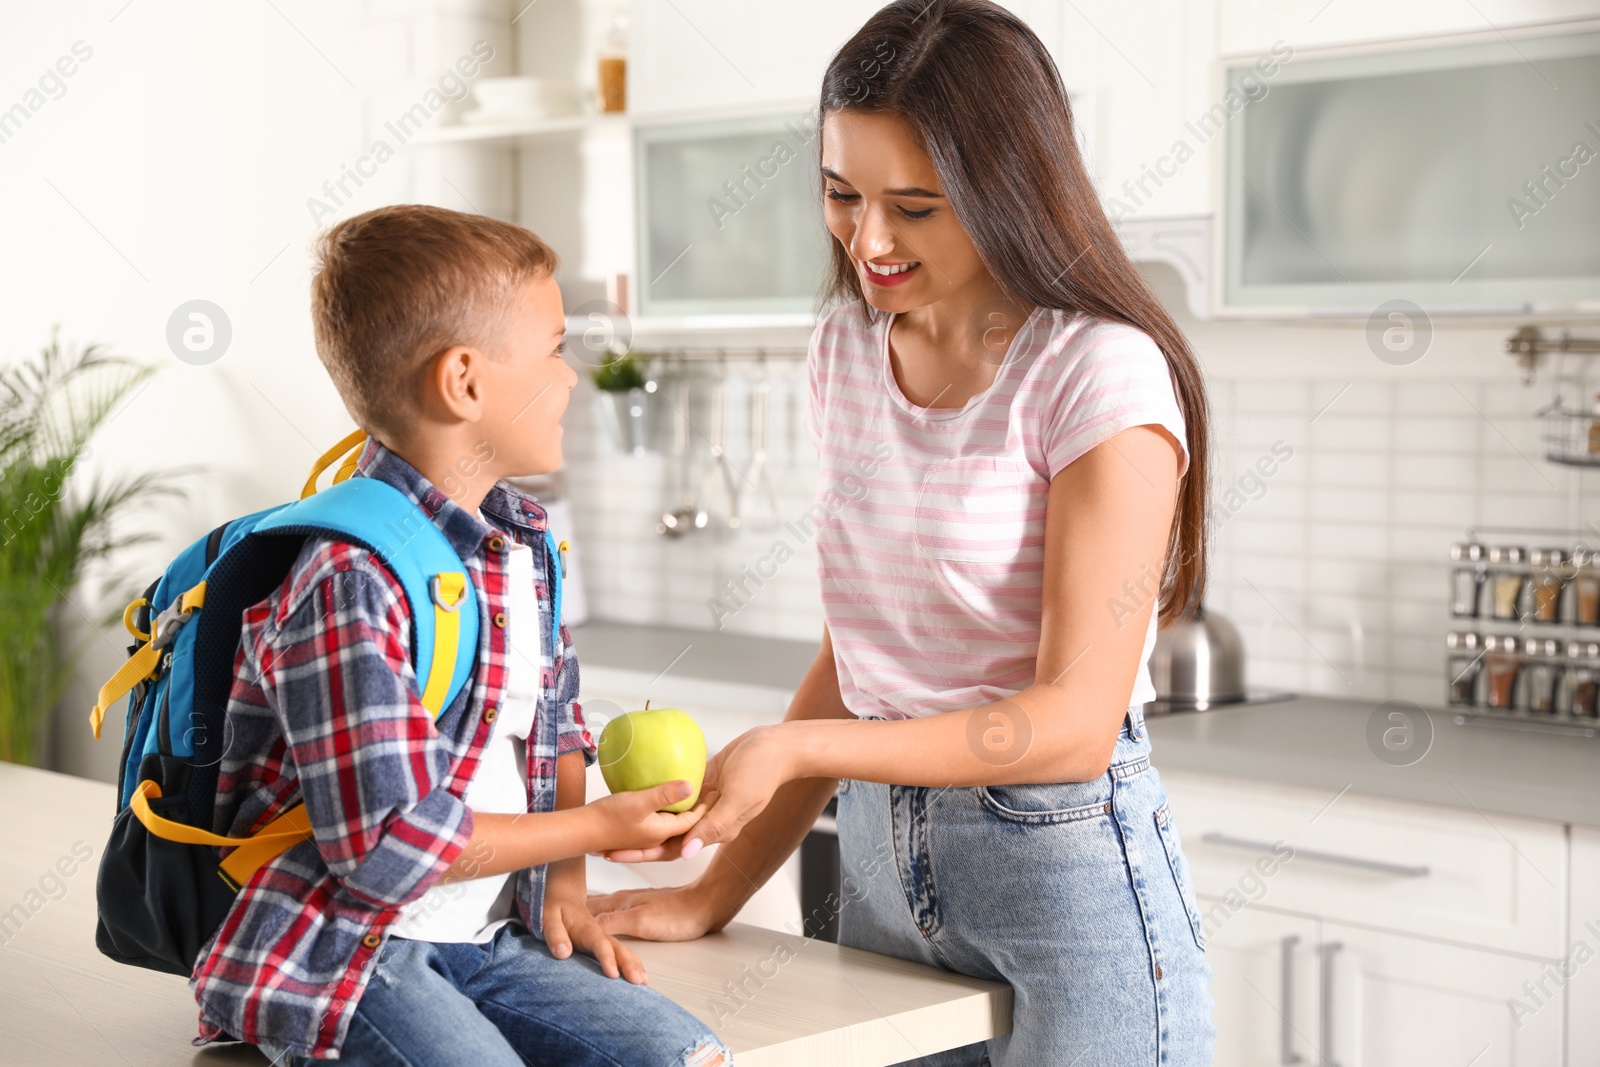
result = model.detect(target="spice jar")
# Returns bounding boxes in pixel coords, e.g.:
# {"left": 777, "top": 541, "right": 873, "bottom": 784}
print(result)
{"left": 1449, "top": 542, "right": 1486, "bottom": 617}
{"left": 1574, "top": 549, "right": 1600, "bottom": 626}
{"left": 1482, "top": 633, "right": 1521, "bottom": 710}
{"left": 1568, "top": 641, "right": 1600, "bottom": 718}
{"left": 1521, "top": 637, "right": 1562, "bottom": 715}
{"left": 1445, "top": 631, "right": 1482, "bottom": 707}
{"left": 596, "top": 10, "right": 627, "bottom": 113}
{"left": 1485, "top": 546, "right": 1529, "bottom": 622}
{"left": 1528, "top": 547, "right": 1567, "bottom": 624}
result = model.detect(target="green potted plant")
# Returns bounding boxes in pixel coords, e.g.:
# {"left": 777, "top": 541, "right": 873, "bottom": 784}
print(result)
{"left": 590, "top": 349, "right": 652, "bottom": 455}
{"left": 0, "top": 329, "right": 190, "bottom": 766}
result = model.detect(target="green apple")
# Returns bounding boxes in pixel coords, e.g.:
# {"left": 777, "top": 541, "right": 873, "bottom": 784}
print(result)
{"left": 597, "top": 703, "right": 707, "bottom": 813}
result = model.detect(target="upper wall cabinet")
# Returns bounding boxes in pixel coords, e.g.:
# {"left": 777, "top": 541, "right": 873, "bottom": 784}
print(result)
{"left": 1218, "top": 0, "right": 1600, "bottom": 57}
{"left": 627, "top": 0, "right": 883, "bottom": 115}
{"left": 1046, "top": 0, "right": 1219, "bottom": 221}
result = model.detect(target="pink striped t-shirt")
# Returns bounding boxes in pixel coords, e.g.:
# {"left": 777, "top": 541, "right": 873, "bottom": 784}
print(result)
{"left": 805, "top": 302, "right": 1189, "bottom": 719}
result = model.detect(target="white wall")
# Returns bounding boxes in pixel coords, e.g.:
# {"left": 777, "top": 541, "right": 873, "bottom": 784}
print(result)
{"left": 1, "top": 0, "right": 517, "bottom": 781}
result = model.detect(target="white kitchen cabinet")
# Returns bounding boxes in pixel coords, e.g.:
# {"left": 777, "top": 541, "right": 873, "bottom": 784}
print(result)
{"left": 1218, "top": 0, "right": 1600, "bottom": 57}
{"left": 627, "top": 0, "right": 878, "bottom": 115}
{"left": 1163, "top": 768, "right": 1567, "bottom": 958}
{"left": 1571, "top": 827, "right": 1600, "bottom": 1065}
{"left": 1320, "top": 922, "right": 1565, "bottom": 1067}
{"left": 1200, "top": 905, "right": 1320, "bottom": 1066}
{"left": 1041, "top": 0, "right": 1218, "bottom": 220}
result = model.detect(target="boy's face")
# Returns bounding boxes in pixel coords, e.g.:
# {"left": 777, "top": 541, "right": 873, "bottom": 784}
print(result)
{"left": 479, "top": 274, "right": 576, "bottom": 476}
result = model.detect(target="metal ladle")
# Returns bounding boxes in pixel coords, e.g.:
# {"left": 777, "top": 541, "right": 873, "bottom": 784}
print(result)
{"left": 694, "top": 361, "right": 738, "bottom": 532}
{"left": 741, "top": 351, "right": 783, "bottom": 530}
{"left": 656, "top": 363, "right": 697, "bottom": 537}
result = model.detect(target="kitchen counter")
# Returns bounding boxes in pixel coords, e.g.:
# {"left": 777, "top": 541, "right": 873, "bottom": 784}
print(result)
{"left": 572, "top": 620, "right": 819, "bottom": 693}
{"left": 0, "top": 763, "right": 1008, "bottom": 1066}
{"left": 572, "top": 621, "right": 1600, "bottom": 829}
{"left": 1146, "top": 695, "right": 1600, "bottom": 829}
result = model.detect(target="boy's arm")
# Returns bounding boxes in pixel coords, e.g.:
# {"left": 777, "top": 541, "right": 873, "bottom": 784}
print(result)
{"left": 260, "top": 552, "right": 474, "bottom": 910}
{"left": 552, "top": 622, "right": 597, "bottom": 766}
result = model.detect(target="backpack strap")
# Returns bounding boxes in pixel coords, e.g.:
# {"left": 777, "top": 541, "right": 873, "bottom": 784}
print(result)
{"left": 89, "top": 581, "right": 208, "bottom": 740}
{"left": 253, "top": 476, "right": 480, "bottom": 718}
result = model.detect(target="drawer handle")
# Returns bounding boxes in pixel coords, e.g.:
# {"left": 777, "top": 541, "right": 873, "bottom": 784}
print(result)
{"left": 1280, "top": 935, "right": 1303, "bottom": 1065}
{"left": 1319, "top": 941, "right": 1342, "bottom": 1067}
{"left": 1201, "top": 832, "right": 1431, "bottom": 879}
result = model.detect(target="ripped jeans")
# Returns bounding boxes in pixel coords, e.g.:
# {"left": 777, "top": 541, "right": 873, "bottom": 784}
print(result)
{"left": 261, "top": 922, "right": 728, "bottom": 1067}
{"left": 838, "top": 704, "right": 1216, "bottom": 1067}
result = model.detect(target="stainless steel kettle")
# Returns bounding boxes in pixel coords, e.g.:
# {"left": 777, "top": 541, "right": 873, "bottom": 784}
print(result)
{"left": 1147, "top": 605, "right": 1246, "bottom": 709}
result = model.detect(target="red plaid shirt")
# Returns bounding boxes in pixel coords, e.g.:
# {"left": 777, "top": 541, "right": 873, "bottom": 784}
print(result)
{"left": 189, "top": 436, "right": 594, "bottom": 1058}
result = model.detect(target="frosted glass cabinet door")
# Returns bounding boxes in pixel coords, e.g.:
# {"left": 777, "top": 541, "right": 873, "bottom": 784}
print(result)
{"left": 636, "top": 112, "right": 833, "bottom": 317}
{"left": 1221, "top": 28, "right": 1600, "bottom": 314}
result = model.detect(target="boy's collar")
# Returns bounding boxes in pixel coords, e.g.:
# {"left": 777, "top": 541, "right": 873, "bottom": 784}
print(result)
{"left": 350, "top": 435, "right": 549, "bottom": 561}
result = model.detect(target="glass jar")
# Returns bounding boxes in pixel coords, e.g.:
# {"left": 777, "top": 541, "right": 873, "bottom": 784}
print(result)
{"left": 597, "top": 10, "right": 628, "bottom": 113}
{"left": 1449, "top": 542, "right": 1486, "bottom": 617}
{"left": 1528, "top": 547, "right": 1567, "bottom": 624}
{"left": 1574, "top": 549, "right": 1600, "bottom": 626}
{"left": 1521, "top": 637, "right": 1562, "bottom": 715}
{"left": 1445, "top": 631, "right": 1482, "bottom": 707}
{"left": 1568, "top": 641, "right": 1600, "bottom": 718}
{"left": 1485, "top": 546, "right": 1529, "bottom": 622}
{"left": 1482, "top": 633, "right": 1521, "bottom": 710}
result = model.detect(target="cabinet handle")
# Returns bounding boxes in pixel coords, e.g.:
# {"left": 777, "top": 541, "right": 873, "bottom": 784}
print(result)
{"left": 1201, "top": 832, "right": 1430, "bottom": 878}
{"left": 1319, "top": 941, "right": 1342, "bottom": 1067}
{"left": 1280, "top": 935, "right": 1303, "bottom": 1065}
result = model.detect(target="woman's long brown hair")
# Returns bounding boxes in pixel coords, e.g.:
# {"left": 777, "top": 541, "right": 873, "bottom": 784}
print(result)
{"left": 820, "top": 0, "right": 1210, "bottom": 624}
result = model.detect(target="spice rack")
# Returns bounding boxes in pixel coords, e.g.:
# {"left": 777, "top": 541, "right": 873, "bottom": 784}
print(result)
{"left": 1447, "top": 528, "right": 1600, "bottom": 735}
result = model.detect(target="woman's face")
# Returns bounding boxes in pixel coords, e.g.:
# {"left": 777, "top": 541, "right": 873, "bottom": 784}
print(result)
{"left": 820, "top": 108, "right": 991, "bottom": 314}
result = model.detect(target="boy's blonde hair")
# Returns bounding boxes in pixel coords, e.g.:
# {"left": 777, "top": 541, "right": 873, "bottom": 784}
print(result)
{"left": 310, "top": 204, "right": 559, "bottom": 442}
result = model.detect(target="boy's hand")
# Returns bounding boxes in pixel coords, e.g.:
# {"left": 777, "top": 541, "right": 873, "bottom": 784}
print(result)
{"left": 586, "top": 780, "right": 709, "bottom": 853}
{"left": 544, "top": 880, "right": 648, "bottom": 984}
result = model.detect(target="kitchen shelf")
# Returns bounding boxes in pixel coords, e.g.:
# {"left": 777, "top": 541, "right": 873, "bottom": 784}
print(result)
{"left": 408, "top": 111, "right": 626, "bottom": 146}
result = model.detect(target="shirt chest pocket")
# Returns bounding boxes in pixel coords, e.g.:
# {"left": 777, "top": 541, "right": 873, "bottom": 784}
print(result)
{"left": 912, "top": 456, "right": 1047, "bottom": 565}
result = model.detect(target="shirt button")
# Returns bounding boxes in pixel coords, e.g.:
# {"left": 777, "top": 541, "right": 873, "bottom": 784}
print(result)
{"left": 493, "top": 611, "right": 508, "bottom": 628}
{"left": 488, "top": 535, "right": 506, "bottom": 552}
{"left": 361, "top": 933, "right": 381, "bottom": 949}
{"left": 483, "top": 705, "right": 498, "bottom": 724}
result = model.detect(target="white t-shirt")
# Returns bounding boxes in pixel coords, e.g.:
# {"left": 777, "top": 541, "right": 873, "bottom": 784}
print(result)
{"left": 805, "top": 303, "right": 1189, "bottom": 719}
{"left": 389, "top": 522, "right": 537, "bottom": 943}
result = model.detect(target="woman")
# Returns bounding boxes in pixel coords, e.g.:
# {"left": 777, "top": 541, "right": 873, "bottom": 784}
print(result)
{"left": 590, "top": 2, "right": 1216, "bottom": 1063}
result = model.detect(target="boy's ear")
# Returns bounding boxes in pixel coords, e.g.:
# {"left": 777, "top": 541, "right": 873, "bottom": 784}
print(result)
{"left": 422, "top": 344, "right": 484, "bottom": 422}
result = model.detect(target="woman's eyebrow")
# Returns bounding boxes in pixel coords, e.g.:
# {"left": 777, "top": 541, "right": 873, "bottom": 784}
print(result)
{"left": 820, "top": 166, "right": 943, "bottom": 199}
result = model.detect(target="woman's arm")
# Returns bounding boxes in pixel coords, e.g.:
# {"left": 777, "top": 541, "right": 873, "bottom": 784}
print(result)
{"left": 680, "top": 424, "right": 1183, "bottom": 853}
{"left": 588, "top": 627, "right": 854, "bottom": 938}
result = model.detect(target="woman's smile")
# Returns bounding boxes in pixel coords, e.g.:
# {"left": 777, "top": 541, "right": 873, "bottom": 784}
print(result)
{"left": 861, "top": 258, "right": 922, "bottom": 286}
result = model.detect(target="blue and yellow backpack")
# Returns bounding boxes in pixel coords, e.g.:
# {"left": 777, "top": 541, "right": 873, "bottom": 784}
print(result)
{"left": 88, "top": 429, "right": 482, "bottom": 976}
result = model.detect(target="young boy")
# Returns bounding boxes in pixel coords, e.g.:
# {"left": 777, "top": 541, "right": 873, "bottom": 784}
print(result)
{"left": 189, "top": 204, "right": 729, "bottom": 1066}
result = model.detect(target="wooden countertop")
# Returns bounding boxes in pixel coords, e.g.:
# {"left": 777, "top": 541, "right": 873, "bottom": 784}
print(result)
{"left": 0, "top": 763, "right": 1009, "bottom": 1065}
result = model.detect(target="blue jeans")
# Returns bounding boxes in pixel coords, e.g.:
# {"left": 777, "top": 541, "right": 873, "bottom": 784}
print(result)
{"left": 263, "top": 923, "right": 728, "bottom": 1066}
{"left": 837, "top": 705, "right": 1216, "bottom": 1066}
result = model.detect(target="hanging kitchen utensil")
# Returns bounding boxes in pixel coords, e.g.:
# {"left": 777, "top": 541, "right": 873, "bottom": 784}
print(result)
{"left": 741, "top": 350, "right": 783, "bottom": 530}
{"left": 694, "top": 357, "right": 739, "bottom": 533}
{"left": 656, "top": 357, "right": 697, "bottom": 538}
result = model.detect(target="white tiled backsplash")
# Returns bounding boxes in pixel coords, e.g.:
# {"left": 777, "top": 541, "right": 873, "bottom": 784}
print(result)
{"left": 562, "top": 334, "right": 1589, "bottom": 709}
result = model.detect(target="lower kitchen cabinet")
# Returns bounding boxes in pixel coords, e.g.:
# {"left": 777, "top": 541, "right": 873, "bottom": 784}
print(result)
{"left": 1201, "top": 905, "right": 1319, "bottom": 1066}
{"left": 1571, "top": 827, "right": 1600, "bottom": 1064}
{"left": 1320, "top": 922, "right": 1564, "bottom": 1067}
{"left": 1203, "top": 910, "right": 1565, "bottom": 1066}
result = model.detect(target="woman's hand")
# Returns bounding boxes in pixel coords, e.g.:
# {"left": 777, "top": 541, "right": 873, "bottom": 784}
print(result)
{"left": 588, "top": 883, "right": 730, "bottom": 942}
{"left": 675, "top": 723, "right": 800, "bottom": 856}
{"left": 586, "top": 781, "right": 708, "bottom": 853}
{"left": 543, "top": 863, "right": 648, "bottom": 983}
